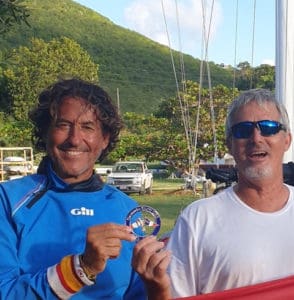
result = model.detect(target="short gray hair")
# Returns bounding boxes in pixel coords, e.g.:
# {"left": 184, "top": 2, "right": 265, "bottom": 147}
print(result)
{"left": 225, "top": 89, "right": 290, "bottom": 141}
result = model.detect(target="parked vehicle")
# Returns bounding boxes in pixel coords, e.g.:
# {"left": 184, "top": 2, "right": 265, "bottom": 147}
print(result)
{"left": 183, "top": 173, "right": 207, "bottom": 190}
{"left": 205, "top": 167, "right": 237, "bottom": 194}
{"left": 0, "top": 147, "right": 34, "bottom": 182}
{"left": 106, "top": 161, "right": 153, "bottom": 195}
{"left": 3, "top": 156, "right": 33, "bottom": 175}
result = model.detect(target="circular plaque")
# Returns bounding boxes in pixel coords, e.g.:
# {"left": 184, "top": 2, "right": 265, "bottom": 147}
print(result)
{"left": 125, "top": 205, "right": 161, "bottom": 240}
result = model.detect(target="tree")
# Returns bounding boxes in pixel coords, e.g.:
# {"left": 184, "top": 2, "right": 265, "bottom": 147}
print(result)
{"left": 2, "top": 37, "right": 99, "bottom": 120}
{"left": 107, "top": 82, "right": 237, "bottom": 166}
{"left": 234, "top": 62, "right": 275, "bottom": 90}
{"left": 0, "top": 0, "right": 30, "bottom": 35}
{"left": 0, "top": 113, "right": 32, "bottom": 146}
{"left": 235, "top": 61, "right": 253, "bottom": 90}
{"left": 254, "top": 64, "right": 275, "bottom": 90}
{"left": 108, "top": 112, "right": 183, "bottom": 162}
{"left": 156, "top": 81, "right": 237, "bottom": 168}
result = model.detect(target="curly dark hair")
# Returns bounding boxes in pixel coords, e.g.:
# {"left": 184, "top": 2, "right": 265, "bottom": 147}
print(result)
{"left": 29, "top": 78, "right": 123, "bottom": 162}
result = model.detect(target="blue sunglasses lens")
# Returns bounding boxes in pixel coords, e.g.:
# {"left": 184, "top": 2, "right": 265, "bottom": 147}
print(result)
{"left": 231, "top": 122, "right": 253, "bottom": 138}
{"left": 258, "top": 120, "right": 281, "bottom": 135}
{"left": 231, "top": 120, "right": 284, "bottom": 139}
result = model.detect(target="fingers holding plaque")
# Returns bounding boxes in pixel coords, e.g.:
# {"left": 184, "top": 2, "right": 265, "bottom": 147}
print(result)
{"left": 126, "top": 206, "right": 161, "bottom": 241}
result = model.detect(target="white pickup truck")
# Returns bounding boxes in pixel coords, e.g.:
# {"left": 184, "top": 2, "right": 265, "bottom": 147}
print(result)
{"left": 106, "top": 161, "right": 153, "bottom": 195}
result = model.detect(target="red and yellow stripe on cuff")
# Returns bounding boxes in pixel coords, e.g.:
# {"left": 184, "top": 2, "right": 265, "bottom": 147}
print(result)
{"left": 58, "top": 255, "right": 84, "bottom": 293}
{"left": 46, "top": 255, "right": 85, "bottom": 298}
{"left": 47, "top": 255, "right": 95, "bottom": 299}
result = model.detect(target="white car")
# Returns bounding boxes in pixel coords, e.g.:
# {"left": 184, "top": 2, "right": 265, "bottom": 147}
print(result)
{"left": 107, "top": 161, "right": 153, "bottom": 195}
{"left": 3, "top": 156, "right": 33, "bottom": 174}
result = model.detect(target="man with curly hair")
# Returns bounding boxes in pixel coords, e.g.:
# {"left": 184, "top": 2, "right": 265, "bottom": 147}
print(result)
{"left": 0, "top": 78, "right": 165, "bottom": 299}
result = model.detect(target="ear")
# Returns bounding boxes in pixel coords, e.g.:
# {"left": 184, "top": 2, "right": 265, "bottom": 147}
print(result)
{"left": 101, "top": 133, "right": 110, "bottom": 150}
{"left": 284, "top": 132, "right": 292, "bottom": 152}
{"left": 226, "top": 137, "right": 233, "bottom": 154}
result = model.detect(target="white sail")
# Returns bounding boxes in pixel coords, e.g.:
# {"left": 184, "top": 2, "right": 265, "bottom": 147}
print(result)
{"left": 276, "top": 0, "right": 294, "bottom": 163}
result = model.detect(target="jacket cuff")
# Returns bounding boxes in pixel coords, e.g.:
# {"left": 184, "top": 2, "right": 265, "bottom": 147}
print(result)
{"left": 47, "top": 255, "right": 95, "bottom": 299}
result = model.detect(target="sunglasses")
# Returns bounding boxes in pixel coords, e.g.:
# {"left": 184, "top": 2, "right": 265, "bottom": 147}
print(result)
{"left": 231, "top": 120, "right": 286, "bottom": 139}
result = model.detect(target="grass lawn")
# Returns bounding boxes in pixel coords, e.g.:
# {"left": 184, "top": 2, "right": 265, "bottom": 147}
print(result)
{"left": 131, "top": 178, "right": 204, "bottom": 238}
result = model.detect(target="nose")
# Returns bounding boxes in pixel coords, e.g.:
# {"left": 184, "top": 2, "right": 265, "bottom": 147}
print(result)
{"left": 249, "top": 126, "right": 263, "bottom": 142}
{"left": 67, "top": 124, "right": 82, "bottom": 145}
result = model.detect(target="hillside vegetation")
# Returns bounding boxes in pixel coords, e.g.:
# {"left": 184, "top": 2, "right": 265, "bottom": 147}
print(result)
{"left": 0, "top": 0, "right": 234, "bottom": 114}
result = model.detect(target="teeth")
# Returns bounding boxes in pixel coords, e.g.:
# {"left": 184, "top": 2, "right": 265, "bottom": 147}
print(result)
{"left": 66, "top": 151, "right": 82, "bottom": 156}
{"left": 251, "top": 152, "right": 266, "bottom": 157}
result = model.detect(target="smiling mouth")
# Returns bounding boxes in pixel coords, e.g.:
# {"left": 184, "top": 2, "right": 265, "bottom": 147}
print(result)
{"left": 249, "top": 151, "right": 267, "bottom": 158}
{"left": 61, "top": 150, "right": 85, "bottom": 157}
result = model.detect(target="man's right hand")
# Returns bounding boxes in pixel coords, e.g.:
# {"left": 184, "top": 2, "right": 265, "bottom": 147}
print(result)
{"left": 81, "top": 223, "right": 136, "bottom": 276}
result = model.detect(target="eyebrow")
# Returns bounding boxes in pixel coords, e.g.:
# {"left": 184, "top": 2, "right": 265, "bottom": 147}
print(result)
{"left": 55, "top": 118, "right": 96, "bottom": 125}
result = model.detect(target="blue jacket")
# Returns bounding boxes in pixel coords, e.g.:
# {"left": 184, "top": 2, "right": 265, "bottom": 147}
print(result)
{"left": 0, "top": 161, "right": 145, "bottom": 299}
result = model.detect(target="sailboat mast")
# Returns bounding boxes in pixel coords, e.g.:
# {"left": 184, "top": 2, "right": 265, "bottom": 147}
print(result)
{"left": 275, "top": 0, "right": 294, "bottom": 163}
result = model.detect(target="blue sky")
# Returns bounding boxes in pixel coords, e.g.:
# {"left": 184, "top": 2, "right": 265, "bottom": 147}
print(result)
{"left": 74, "top": 0, "right": 275, "bottom": 67}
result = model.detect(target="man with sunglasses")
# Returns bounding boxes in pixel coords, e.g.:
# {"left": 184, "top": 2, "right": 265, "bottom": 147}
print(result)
{"left": 132, "top": 88, "right": 294, "bottom": 299}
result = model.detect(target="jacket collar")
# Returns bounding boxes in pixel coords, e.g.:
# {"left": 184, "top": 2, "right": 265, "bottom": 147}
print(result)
{"left": 37, "top": 156, "right": 104, "bottom": 192}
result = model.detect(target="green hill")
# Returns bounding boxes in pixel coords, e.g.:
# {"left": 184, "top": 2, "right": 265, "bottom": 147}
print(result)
{"left": 0, "top": 0, "right": 234, "bottom": 114}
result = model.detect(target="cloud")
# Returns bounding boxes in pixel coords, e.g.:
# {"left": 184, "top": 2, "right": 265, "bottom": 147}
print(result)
{"left": 124, "top": 0, "right": 223, "bottom": 58}
{"left": 261, "top": 59, "right": 275, "bottom": 66}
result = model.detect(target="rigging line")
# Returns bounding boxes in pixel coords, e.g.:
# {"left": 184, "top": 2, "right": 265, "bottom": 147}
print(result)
{"left": 204, "top": 0, "right": 218, "bottom": 163}
{"left": 174, "top": 0, "right": 193, "bottom": 149}
{"left": 192, "top": 0, "right": 207, "bottom": 170}
{"left": 174, "top": 2, "right": 188, "bottom": 100}
{"left": 233, "top": 0, "right": 239, "bottom": 97}
{"left": 191, "top": 0, "right": 209, "bottom": 169}
{"left": 174, "top": 0, "right": 187, "bottom": 93}
{"left": 160, "top": 0, "right": 192, "bottom": 156}
{"left": 200, "top": 0, "right": 218, "bottom": 163}
{"left": 250, "top": 0, "right": 256, "bottom": 89}
{"left": 192, "top": 0, "right": 217, "bottom": 166}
